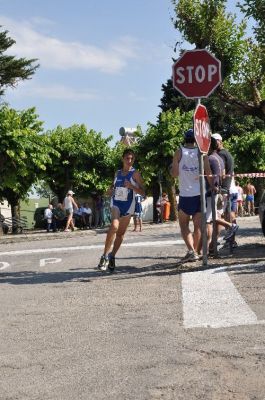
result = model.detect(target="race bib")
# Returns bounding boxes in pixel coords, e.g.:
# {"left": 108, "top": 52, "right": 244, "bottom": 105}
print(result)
{"left": 114, "top": 187, "right": 129, "bottom": 201}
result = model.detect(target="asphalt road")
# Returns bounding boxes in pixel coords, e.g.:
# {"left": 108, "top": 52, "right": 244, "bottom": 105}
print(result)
{"left": 0, "top": 217, "right": 265, "bottom": 400}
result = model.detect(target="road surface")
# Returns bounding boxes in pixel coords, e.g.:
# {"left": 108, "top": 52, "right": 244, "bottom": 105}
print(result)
{"left": 0, "top": 217, "right": 265, "bottom": 399}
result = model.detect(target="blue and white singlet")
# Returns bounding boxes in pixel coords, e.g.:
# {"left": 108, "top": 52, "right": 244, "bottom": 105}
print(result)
{"left": 111, "top": 168, "right": 136, "bottom": 217}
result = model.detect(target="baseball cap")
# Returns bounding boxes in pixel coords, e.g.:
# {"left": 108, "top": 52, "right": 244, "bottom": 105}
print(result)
{"left": 211, "top": 133, "right": 222, "bottom": 141}
{"left": 184, "top": 128, "right": 194, "bottom": 139}
{"left": 67, "top": 190, "right": 75, "bottom": 195}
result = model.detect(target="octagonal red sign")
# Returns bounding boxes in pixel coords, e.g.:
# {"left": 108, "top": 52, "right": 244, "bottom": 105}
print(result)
{"left": 194, "top": 104, "right": 211, "bottom": 153}
{"left": 172, "top": 49, "right": 221, "bottom": 98}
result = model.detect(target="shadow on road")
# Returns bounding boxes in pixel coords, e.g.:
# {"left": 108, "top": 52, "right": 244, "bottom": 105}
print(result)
{"left": 0, "top": 239, "right": 264, "bottom": 285}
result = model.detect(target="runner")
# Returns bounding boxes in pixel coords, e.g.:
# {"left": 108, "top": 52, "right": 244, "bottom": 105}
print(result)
{"left": 97, "top": 148, "right": 145, "bottom": 272}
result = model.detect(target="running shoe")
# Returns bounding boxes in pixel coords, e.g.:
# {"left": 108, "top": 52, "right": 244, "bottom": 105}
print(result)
{"left": 97, "top": 255, "right": 109, "bottom": 271}
{"left": 182, "top": 250, "right": 199, "bottom": 262}
{"left": 223, "top": 224, "right": 239, "bottom": 240}
{"left": 108, "top": 253, "right": 115, "bottom": 272}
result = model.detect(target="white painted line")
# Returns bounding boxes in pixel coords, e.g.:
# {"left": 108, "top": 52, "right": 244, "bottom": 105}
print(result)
{"left": 0, "top": 262, "right": 10, "bottom": 270}
{"left": 0, "top": 239, "right": 184, "bottom": 257}
{"left": 40, "top": 258, "right": 62, "bottom": 267}
{"left": 182, "top": 263, "right": 265, "bottom": 329}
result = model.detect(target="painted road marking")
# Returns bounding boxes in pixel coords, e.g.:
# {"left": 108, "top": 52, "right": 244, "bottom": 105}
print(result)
{"left": 40, "top": 258, "right": 62, "bottom": 267}
{"left": 0, "top": 239, "right": 184, "bottom": 257}
{"left": 0, "top": 262, "right": 10, "bottom": 270}
{"left": 182, "top": 262, "right": 265, "bottom": 329}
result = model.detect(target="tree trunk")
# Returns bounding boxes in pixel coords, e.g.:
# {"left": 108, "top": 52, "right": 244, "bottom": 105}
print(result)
{"left": 168, "top": 184, "right": 178, "bottom": 221}
{"left": 9, "top": 198, "right": 20, "bottom": 234}
{"left": 152, "top": 181, "right": 161, "bottom": 223}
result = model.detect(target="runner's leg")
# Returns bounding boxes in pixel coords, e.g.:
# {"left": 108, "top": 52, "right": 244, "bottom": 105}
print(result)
{"left": 103, "top": 207, "right": 120, "bottom": 255}
{"left": 111, "top": 214, "right": 131, "bottom": 256}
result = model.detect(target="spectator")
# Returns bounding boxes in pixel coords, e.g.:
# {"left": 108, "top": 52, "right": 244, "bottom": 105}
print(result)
{"left": 160, "top": 192, "right": 170, "bottom": 222}
{"left": 73, "top": 203, "right": 84, "bottom": 229}
{"left": 44, "top": 204, "right": 55, "bottom": 232}
{"left": 171, "top": 128, "right": 213, "bottom": 261}
{"left": 63, "top": 190, "right": 78, "bottom": 232}
{"left": 244, "top": 181, "right": 257, "bottom": 216}
{"left": 82, "top": 202, "right": 93, "bottom": 229}
{"left": 206, "top": 137, "right": 238, "bottom": 253}
{"left": 133, "top": 194, "right": 144, "bottom": 232}
{"left": 94, "top": 195, "right": 104, "bottom": 228}
{"left": 235, "top": 181, "right": 244, "bottom": 217}
{"left": 211, "top": 133, "right": 235, "bottom": 223}
{"left": 53, "top": 203, "right": 66, "bottom": 231}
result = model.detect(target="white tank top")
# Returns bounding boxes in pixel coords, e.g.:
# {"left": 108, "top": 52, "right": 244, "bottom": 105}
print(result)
{"left": 178, "top": 146, "right": 200, "bottom": 197}
{"left": 64, "top": 196, "right": 73, "bottom": 210}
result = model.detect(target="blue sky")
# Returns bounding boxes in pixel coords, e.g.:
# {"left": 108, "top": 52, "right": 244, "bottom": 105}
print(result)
{"left": 1, "top": 0, "right": 246, "bottom": 144}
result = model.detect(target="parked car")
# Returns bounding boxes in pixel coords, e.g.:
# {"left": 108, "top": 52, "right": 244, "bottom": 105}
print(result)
{"left": 259, "top": 190, "right": 265, "bottom": 236}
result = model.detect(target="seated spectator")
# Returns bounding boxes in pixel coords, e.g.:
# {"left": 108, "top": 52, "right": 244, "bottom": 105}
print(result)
{"left": 53, "top": 203, "right": 66, "bottom": 231}
{"left": 160, "top": 193, "right": 170, "bottom": 222}
{"left": 81, "top": 203, "right": 93, "bottom": 229}
{"left": 73, "top": 203, "right": 85, "bottom": 229}
{"left": 44, "top": 204, "right": 55, "bottom": 232}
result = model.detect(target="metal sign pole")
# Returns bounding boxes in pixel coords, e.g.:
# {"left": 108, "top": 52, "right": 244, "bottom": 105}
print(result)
{"left": 196, "top": 99, "right": 208, "bottom": 267}
{"left": 211, "top": 191, "right": 218, "bottom": 257}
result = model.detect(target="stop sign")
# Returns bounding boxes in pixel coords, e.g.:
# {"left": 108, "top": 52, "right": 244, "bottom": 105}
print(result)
{"left": 194, "top": 104, "right": 211, "bottom": 153}
{"left": 172, "top": 49, "right": 221, "bottom": 98}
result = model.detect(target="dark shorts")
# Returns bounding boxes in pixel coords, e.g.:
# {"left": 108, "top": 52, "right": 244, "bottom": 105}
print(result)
{"left": 246, "top": 194, "right": 254, "bottom": 202}
{"left": 230, "top": 193, "right": 238, "bottom": 212}
{"left": 178, "top": 195, "right": 201, "bottom": 216}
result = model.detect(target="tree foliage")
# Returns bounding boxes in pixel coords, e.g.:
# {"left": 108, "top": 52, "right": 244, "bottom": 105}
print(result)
{"left": 135, "top": 109, "right": 193, "bottom": 220}
{"left": 0, "top": 27, "right": 39, "bottom": 96}
{"left": 136, "top": 109, "right": 193, "bottom": 185}
{"left": 169, "top": 0, "right": 265, "bottom": 120}
{"left": 43, "top": 125, "right": 120, "bottom": 202}
{"left": 239, "top": 0, "right": 265, "bottom": 45}
{"left": 0, "top": 106, "right": 53, "bottom": 219}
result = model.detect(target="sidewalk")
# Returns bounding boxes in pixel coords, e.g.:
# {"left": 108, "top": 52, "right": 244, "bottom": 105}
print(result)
{"left": 0, "top": 220, "right": 178, "bottom": 244}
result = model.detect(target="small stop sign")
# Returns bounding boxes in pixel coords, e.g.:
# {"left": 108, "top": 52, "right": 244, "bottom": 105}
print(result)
{"left": 194, "top": 104, "right": 211, "bottom": 153}
{"left": 172, "top": 49, "right": 221, "bottom": 98}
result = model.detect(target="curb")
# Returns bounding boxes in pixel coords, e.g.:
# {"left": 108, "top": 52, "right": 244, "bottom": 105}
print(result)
{"left": 0, "top": 221, "right": 179, "bottom": 244}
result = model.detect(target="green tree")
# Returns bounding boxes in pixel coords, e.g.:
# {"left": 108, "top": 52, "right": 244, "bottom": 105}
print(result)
{"left": 44, "top": 124, "right": 119, "bottom": 202}
{"left": 135, "top": 109, "right": 193, "bottom": 221}
{"left": 0, "top": 27, "right": 39, "bottom": 96}
{"left": 168, "top": 0, "right": 265, "bottom": 121}
{"left": 239, "top": 0, "right": 265, "bottom": 45}
{"left": 0, "top": 106, "right": 54, "bottom": 229}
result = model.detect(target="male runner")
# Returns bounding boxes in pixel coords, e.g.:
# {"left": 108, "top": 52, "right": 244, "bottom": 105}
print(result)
{"left": 97, "top": 148, "right": 145, "bottom": 272}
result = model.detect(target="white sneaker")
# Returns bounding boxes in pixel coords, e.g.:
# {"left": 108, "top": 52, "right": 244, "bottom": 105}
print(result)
{"left": 182, "top": 250, "right": 199, "bottom": 262}
{"left": 64, "top": 229, "right": 70, "bottom": 232}
{"left": 223, "top": 224, "right": 239, "bottom": 240}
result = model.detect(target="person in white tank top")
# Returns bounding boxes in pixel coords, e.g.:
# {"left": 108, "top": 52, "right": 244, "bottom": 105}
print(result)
{"left": 63, "top": 190, "right": 78, "bottom": 232}
{"left": 171, "top": 129, "right": 212, "bottom": 262}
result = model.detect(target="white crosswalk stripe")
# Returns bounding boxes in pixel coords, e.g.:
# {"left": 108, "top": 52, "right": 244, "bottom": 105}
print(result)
{"left": 182, "top": 262, "right": 265, "bottom": 328}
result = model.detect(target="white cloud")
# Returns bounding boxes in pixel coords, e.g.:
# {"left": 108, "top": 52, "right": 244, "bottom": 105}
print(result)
{"left": 0, "top": 16, "right": 139, "bottom": 73}
{"left": 128, "top": 91, "right": 147, "bottom": 102}
{"left": 6, "top": 80, "right": 101, "bottom": 101}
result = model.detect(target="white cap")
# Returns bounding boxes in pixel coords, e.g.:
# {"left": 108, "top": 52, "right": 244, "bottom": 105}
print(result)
{"left": 211, "top": 133, "right": 222, "bottom": 141}
{"left": 67, "top": 190, "right": 75, "bottom": 195}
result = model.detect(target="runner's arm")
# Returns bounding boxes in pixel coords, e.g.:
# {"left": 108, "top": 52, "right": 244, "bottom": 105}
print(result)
{"left": 170, "top": 148, "right": 181, "bottom": 178}
{"left": 125, "top": 171, "right": 145, "bottom": 196}
{"left": 204, "top": 155, "right": 215, "bottom": 190}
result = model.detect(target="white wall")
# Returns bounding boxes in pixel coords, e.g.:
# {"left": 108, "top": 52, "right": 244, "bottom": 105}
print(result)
{"left": 142, "top": 196, "right": 153, "bottom": 222}
{"left": 0, "top": 201, "right": 11, "bottom": 218}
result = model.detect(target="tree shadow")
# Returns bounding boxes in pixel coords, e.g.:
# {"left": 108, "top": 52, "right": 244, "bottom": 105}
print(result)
{"left": 0, "top": 239, "right": 264, "bottom": 285}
